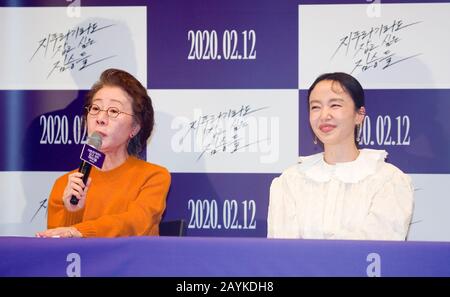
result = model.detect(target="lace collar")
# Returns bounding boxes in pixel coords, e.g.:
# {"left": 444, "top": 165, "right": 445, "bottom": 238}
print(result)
{"left": 296, "top": 149, "right": 388, "bottom": 183}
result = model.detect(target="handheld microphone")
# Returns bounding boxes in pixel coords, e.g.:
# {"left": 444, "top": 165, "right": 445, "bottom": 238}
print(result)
{"left": 70, "top": 132, "right": 104, "bottom": 205}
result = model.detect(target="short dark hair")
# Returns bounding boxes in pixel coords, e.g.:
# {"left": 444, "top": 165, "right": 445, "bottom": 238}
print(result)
{"left": 308, "top": 72, "right": 365, "bottom": 110}
{"left": 84, "top": 68, "right": 154, "bottom": 156}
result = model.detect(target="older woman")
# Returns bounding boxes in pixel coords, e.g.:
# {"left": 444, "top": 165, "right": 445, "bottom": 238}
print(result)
{"left": 37, "top": 69, "right": 170, "bottom": 238}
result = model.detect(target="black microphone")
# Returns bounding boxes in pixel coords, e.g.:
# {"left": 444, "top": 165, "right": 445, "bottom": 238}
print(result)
{"left": 70, "top": 132, "right": 103, "bottom": 205}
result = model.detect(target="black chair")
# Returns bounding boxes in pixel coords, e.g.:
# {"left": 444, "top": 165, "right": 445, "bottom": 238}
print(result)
{"left": 159, "top": 219, "right": 187, "bottom": 236}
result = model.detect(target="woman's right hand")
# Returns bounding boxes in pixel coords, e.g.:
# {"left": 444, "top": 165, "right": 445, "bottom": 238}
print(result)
{"left": 62, "top": 172, "right": 91, "bottom": 212}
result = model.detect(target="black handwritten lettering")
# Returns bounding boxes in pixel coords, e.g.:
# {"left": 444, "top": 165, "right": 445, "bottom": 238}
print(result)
{"left": 30, "top": 198, "right": 48, "bottom": 222}
{"left": 180, "top": 105, "right": 269, "bottom": 160}
{"left": 331, "top": 19, "right": 423, "bottom": 73}
{"left": 30, "top": 22, "right": 116, "bottom": 78}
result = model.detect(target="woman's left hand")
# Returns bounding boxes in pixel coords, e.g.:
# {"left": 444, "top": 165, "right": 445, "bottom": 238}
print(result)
{"left": 36, "top": 226, "right": 82, "bottom": 238}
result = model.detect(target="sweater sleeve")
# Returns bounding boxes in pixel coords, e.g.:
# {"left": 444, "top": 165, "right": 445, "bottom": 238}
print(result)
{"left": 73, "top": 167, "right": 171, "bottom": 237}
{"left": 47, "top": 172, "right": 84, "bottom": 229}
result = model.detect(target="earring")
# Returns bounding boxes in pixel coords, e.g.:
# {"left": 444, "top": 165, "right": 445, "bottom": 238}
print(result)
{"left": 356, "top": 124, "right": 361, "bottom": 142}
{"left": 130, "top": 133, "right": 134, "bottom": 138}
{"left": 313, "top": 135, "right": 318, "bottom": 145}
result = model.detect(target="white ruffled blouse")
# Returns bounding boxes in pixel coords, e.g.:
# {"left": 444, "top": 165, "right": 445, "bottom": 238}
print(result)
{"left": 267, "top": 149, "right": 414, "bottom": 241}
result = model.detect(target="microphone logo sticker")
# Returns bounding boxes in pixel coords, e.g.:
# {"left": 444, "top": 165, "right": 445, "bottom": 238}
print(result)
{"left": 80, "top": 145, "right": 105, "bottom": 169}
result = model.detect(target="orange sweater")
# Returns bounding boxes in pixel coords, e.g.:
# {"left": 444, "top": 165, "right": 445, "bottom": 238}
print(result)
{"left": 47, "top": 157, "right": 171, "bottom": 237}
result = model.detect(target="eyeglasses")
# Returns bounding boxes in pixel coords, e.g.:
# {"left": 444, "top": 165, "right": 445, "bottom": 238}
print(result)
{"left": 86, "top": 104, "right": 134, "bottom": 118}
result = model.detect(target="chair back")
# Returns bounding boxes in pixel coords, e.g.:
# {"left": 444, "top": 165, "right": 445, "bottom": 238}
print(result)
{"left": 159, "top": 219, "right": 187, "bottom": 236}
